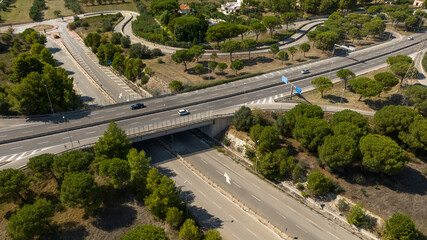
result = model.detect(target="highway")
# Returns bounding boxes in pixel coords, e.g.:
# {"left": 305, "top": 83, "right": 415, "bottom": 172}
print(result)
{"left": 138, "top": 140, "right": 283, "bottom": 240}
{"left": 157, "top": 131, "right": 362, "bottom": 240}
{"left": 46, "top": 37, "right": 110, "bottom": 106}
{"left": 0, "top": 32, "right": 425, "bottom": 147}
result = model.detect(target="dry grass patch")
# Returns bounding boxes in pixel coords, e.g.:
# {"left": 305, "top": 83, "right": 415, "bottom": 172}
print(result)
{"left": 300, "top": 66, "right": 411, "bottom": 112}
{"left": 44, "top": 0, "right": 74, "bottom": 19}
{"left": 81, "top": 1, "right": 137, "bottom": 13}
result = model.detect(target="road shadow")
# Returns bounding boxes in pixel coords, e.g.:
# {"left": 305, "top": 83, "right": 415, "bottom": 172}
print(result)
{"left": 181, "top": 190, "right": 196, "bottom": 204}
{"left": 189, "top": 205, "right": 223, "bottom": 230}
{"left": 25, "top": 109, "right": 92, "bottom": 124}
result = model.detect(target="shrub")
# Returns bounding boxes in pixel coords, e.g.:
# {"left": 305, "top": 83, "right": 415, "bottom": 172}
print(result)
{"left": 336, "top": 199, "right": 349, "bottom": 212}
{"left": 306, "top": 170, "right": 333, "bottom": 196}
{"left": 222, "top": 138, "right": 231, "bottom": 146}
{"left": 152, "top": 48, "right": 163, "bottom": 57}
{"left": 140, "top": 75, "right": 149, "bottom": 85}
{"left": 157, "top": 58, "right": 164, "bottom": 63}
{"left": 301, "top": 191, "right": 308, "bottom": 197}
{"left": 296, "top": 183, "right": 304, "bottom": 190}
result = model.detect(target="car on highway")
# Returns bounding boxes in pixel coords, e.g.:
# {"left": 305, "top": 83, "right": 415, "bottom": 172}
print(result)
{"left": 130, "top": 103, "right": 145, "bottom": 110}
{"left": 178, "top": 109, "right": 190, "bottom": 116}
{"left": 408, "top": 36, "right": 414, "bottom": 40}
{"left": 301, "top": 69, "right": 310, "bottom": 74}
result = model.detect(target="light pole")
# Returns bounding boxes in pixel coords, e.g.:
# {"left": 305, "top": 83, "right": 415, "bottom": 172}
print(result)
{"left": 44, "top": 84, "right": 54, "bottom": 114}
{"left": 63, "top": 116, "right": 74, "bottom": 148}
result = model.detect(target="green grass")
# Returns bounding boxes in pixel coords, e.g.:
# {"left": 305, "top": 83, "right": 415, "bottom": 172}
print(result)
{"left": 0, "top": 0, "right": 136, "bottom": 26}
{"left": 0, "top": 0, "right": 33, "bottom": 25}
{"left": 44, "top": 0, "right": 74, "bottom": 19}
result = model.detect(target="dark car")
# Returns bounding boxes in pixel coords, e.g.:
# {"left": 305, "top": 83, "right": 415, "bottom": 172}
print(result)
{"left": 130, "top": 103, "right": 145, "bottom": 110}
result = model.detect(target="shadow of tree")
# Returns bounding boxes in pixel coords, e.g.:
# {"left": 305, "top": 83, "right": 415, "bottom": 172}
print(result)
{"left": 324, "top": 94, "right": 348, "bottom": 104}
{"left": 254, "top": 56, "right": 273, "bottom": 63}
{"left": 49, "top": 221, "right": 89, "bottom": 240}
{"left": 189, "top": 205, "right": 223, "bottom": 229}
{"left": 91, "top": 203, "right": 138, "bottom": 231}
{"left": 180, "top": 190, "right": 196, "bottom": 204}
{"left": 157, "top": 165, "right": 177, "bottom": 178}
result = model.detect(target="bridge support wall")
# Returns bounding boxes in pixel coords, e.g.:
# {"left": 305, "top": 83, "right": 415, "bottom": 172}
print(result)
{"left": 198, "top": 117, "right": 233, "bottom": 138}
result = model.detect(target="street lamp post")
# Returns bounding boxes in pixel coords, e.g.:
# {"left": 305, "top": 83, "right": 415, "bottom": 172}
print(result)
{"left": 63, "top": 116, "right": 74, "bottom": 148}
{"left": 44, "top": 84, "right": 54, "bottom": 114}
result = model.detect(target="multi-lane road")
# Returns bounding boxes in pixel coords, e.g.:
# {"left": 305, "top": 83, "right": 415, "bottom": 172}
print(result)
{"left": 0, "top": 31, "right": 424, "bottom": 146}
{"left": 0, "top": 14, "right": 425, "bottom": 240}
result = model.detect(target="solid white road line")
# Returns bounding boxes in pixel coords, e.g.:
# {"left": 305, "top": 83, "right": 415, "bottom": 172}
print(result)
{"left": 276, "top": 211, "right": 287, "bottom": 220}
{"left": 212, "top": 201, "right": 222, "bottom": 209}
{"left": 37, "top": 141, "right": 49, "bottom": 145}
{"left": 233, "top": 182, "right": 241, "bottom": 188}
{"left": 10, "top": 147, "right": 22, "bottom": 150}
{"left": 251, "top": 194, "right": 261, "bottom": 202}
{"left": 86, "top": 131, "right": 96, "bottom": 135}
{"left": 246, "top": 228, "right": 258, "bottom": 237}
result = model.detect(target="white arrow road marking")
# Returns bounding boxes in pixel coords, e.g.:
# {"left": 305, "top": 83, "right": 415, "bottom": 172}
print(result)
{"left": 224, "top": 172, "right": 231, "bottom": 184}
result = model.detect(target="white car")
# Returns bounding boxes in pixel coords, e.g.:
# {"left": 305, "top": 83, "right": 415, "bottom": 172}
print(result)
{"left": 178, "top": 109, "right": 190, "bottom": 116}
{"left": 301, "top": 69, "right": 310, "bottom": 74}
{"left": 408, "top": 36, "right": 414, "bottom": 40}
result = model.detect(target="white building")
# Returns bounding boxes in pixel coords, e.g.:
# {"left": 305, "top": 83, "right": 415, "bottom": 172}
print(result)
{"left": 413, "top": 0, "right": 423, "bottom": 7}
{"left": 221, "top": 0, "right": 242, "bottom": 14}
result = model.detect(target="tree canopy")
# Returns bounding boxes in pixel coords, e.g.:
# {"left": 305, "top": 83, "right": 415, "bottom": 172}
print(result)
{"left": 330, "top": 109, "right": 369, "bottom": 135}
{"left": 171, "top": 50, "right": 194, "bottom": 71}
{"left": 306, "top": 170, "right": 333, "bottom": 196}
{"left": 232, "top": 106, "right": 254, "bottom": 132}
{"left": 52, "top": 150, "right": 93, "bottom": 183}
{"left": 94, "top": 120, "right": 132, "bottom": 160}
{"left": 127, "top": 148, "right": 151, "bottom": 195}
{"left": 311, "top": 77, "right": 333, "bottom": 98}
{"left": 359, "top": 134, "right": 409, "bottom": 175}
{"left": 220, "top": 40, "right": 241, "bottom": 62}
{"left": 319, "top": 135, "right": 358, "bottom": 171}
{"left": 119, "top": 225, "right": 168, "bottom": 240}
{"left": 99, "top": 158, "right": 131, "bottom": 189}
{"left": 7, "top": 198, "right": 54, "bottom": 240}
{"left": 179, "top": 219, "right": 201, "bottom": 240}
{"left": 262, "top": 16, "right": 281, "bottom": 38}
{"left": 403, "top": 85, "right": 427, "bottom": 116}
{"left": 0, "top": 168, "right": 30, "bottom": 202}
{"left": 28, "top": 153, "right": 58, "bottom": 183}
{"left": 398, "top": 119, "right": 427, "bottom": 153}
{"left": 60, "top": 172, "right": 101, "bottom": 215}
{"left": 349, "top": 77, "right": 382, "bottom": 101}
{"left": 336, "top": 69, "right": 355, "bottom": 89}
{"left": 373, "top": 105, "right": 422, "bottom": 139}
{"left": 293, "top": 117, "right": 331, "bottom": 153}
{"left": 384, "top": 214, "right": 418, "bottom": 240}
{"left": 284, "top": 103, "right": 324, "bottom": 134}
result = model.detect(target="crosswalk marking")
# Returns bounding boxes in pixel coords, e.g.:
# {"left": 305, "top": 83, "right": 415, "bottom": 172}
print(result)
{"left": 0, "top": 156, "right": 6, "bottom": 162}
{"left": 269, "top": 97, "right": 272, "bottom": 103}
{"left": 16, "top": 153, "right": 26, "bottom": 160}
{"left": 262, "top": 98, "right": 266, "bottom": 104}
{"left": 6, "top": 154, "right": 17, "bottom": 162}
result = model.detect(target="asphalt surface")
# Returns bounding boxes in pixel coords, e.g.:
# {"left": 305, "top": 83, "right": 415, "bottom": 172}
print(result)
{"left": 153, "top": 131, "right": 361, "bottom": 240}
{"left": 137, "top": 140, "right": 282, "bottom": 240}
{"left": 46, "top": 37, "right": 109, "bottom": 106}
{"left": 0, "top": 32, "right": 425, "bottom": 147}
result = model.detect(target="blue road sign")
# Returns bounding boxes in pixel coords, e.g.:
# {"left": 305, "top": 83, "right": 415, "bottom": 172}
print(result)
{"left": 107, "top": 59, "right": 112, "bottom": 65}
{"left": 295, "top": 86, "right": 302, "bottom": 94}
{"left": 281, "top": 75, "right": 288, "bottom": 84}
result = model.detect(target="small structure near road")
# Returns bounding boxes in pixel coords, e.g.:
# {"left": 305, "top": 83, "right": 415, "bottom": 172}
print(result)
{"left": 413, "top": 0, "right": 423, "bottom": 7}
{"left": 179, "top": 4, "right": 192, "bottom": 14}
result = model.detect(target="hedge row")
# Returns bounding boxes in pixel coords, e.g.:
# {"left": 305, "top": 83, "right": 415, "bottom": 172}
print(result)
{"left": 422, "top": 52, "right": 427, "bottom": 73}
